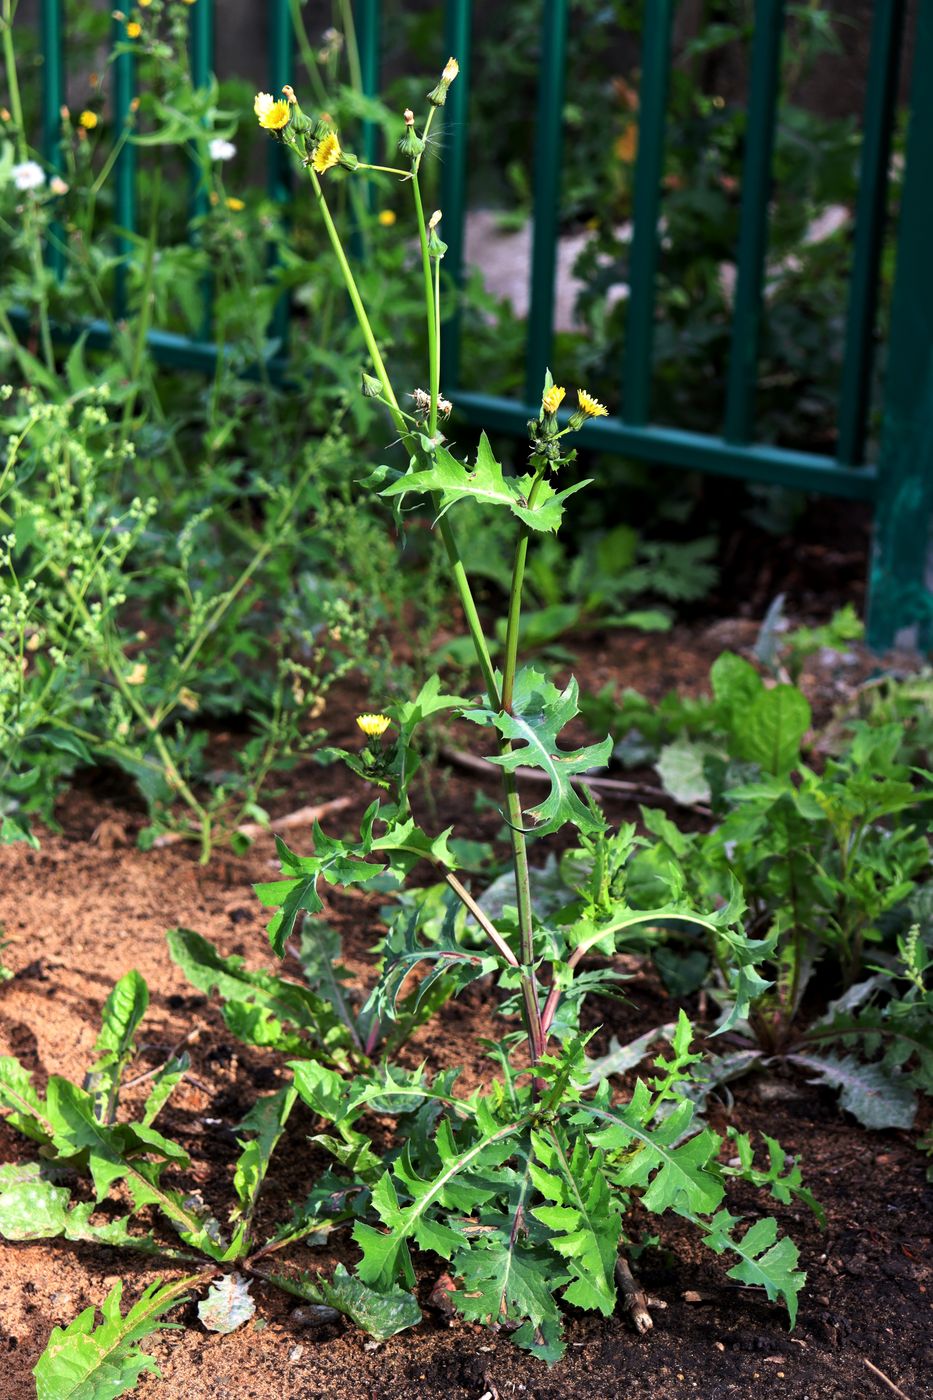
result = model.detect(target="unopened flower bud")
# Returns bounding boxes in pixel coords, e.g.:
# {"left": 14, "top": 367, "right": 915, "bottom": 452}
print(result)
{"left": 361, "top": 372, "right": 382, "bottom": 398}
{"left": 398, "top": 108, "right": 424, "bottom": 159}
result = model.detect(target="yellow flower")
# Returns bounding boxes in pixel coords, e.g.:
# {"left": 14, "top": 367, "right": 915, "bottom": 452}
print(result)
{"left": 126, "top": 21, "right": 141, "bottom": 38}
{"left": 576, "top": 388, "right": 608, "bottom": 418}
{"left": 356, "top": 713, "right": 391, "bottom": 739}
{"left": 225, "top": 196, "right": 245, "bottom": 211}
{"left": 253, "top": 92, "right": 291, "bottom": 131}
{"left": 139, "top": 0, "right": 152, "bottom": 6}
{"left": 79, "top": 109, "right": 98, "bottom": 129}
{"left": 542, "top": 384, "right": 565, "bottom": 415}
{"left": 126, "top": 662, "right": 148, "bottom": 686}
{"left": 378, "top": 209, "right": 396, "bottom": 227}
{"left": 312, "top": 132, "right": 342, "bottom": 173}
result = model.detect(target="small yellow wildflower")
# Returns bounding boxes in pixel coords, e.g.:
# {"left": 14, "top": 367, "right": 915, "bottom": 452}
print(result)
{"left": 312, "top": 132, "right": 342, "bottom": 173}
{"left": 253, "top": 92, "right": 291, "bottom": 131}
{"left": 139, "top": 0, "right": 152, "bottom": 6}
{"left": 576, "top": 388, "right": 608, "bottom": 418}
{"left": 126, "top": 21, "right": 141, "bottom": 38}
{"left": 79, "top": 109, "right": 98, "bottom": 129}
{"left": 225, "top": 196, "right": 245, "bottom": 211}
{"left": 542, "top": 384, "right": 565, "bottom": 415}
{"left": 126, "top": 662, "right": 148, "bottom": 686}
{"left": 378, "top": 209, "right": 396, "bottom": 226}
{"left": 356, "top": 713, "right": 391, "bottom": 739}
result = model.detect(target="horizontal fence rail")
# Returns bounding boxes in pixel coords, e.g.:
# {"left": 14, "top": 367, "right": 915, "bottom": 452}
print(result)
{"left": 11, "top": 0, "right": 933, "bottom": 650}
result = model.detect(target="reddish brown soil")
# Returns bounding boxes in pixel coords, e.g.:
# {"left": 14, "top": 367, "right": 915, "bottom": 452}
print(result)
{"left": 0, "top": 623, "right": 930, "bottom": 1400}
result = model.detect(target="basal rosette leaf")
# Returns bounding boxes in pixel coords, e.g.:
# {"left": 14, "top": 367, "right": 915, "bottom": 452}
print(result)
{"left": 466, "top": 668, "right": 611, "bottom": 836}
{"left": 0, "top": 1163, "right": 160, "bottom": 1252}
{"left": 314, "top": 1264, "right": 422, "bottom": 1340}
{"left": 85, "top": 970, "right": 149, "bottom": 1125}
{"left": 701, "top": 1209, "right": 805, "bottom": 1326}
{"left": 529, "top": 1130, "right": 621, "bottom": 1317}
{"left": 33, "top": 1277, "right": 192, "bottom": 1400}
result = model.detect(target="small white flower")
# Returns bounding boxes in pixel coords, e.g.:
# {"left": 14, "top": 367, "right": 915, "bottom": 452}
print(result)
{"left": 209, "top": 138, "right": 236, "bottom": 162}
{"left": 12, "top": 161, "right": 45, "bottom": 192}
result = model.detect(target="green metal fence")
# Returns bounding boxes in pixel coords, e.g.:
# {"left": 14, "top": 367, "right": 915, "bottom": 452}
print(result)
{"left": 17, "top": 0, "right": 933, "bottom": 650}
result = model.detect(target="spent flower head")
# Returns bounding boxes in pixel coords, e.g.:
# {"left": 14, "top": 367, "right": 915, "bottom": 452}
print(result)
{"left": 428, "top": 55, "right": 460, "bottom": 106}
{"left": 209, "top": 137, "right": 236, "bottom": 162}
{"left": 356, "top": 713, "right": 391, "bottom": 739}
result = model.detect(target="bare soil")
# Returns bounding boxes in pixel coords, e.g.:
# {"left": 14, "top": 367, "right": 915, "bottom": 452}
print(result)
{"left": 0, "top": 617, "right": 930, "bottom": 1400}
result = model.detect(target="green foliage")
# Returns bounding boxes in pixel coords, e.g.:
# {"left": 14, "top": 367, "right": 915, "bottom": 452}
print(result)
{"left": 33, "top": 1278, "right": 192, "bottom": 1400}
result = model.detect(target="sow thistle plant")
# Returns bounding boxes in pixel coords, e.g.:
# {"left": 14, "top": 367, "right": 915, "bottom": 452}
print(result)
{"left": 0, "top": 61, "right": 815, "bottom": 1388}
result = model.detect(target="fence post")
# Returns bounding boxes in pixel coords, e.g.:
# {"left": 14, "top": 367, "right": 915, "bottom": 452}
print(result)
{"left": 865, "top": 0, "right": 933, "bottom": 652}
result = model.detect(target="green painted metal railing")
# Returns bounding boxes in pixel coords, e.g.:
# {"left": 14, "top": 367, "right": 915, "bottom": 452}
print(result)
{"left": 17, "top": 0, "right": 933, "bottom": 650}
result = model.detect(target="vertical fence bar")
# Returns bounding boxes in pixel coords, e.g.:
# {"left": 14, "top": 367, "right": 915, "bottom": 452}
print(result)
{"left": 866, "top": 0, "right": 933, "bottom": 652}
{"left": 524, "top": 0, "right": 569, "bottom": 404}
{"left": 621, "top": 0, "right": 674, "bottom": 425}
{"left": 267, "top": 0, "right": 294, "bottom": 348}
{"left": 39, "top": 0, "right": 65, "bottom": 277}
{"left": 439, "top": 0, "right": 472, "bottom": 392}
{"left": 189, "top": 0, "right": 214, "bottom": 340}
{"left": 111, "top": 12, "right": 137, "bottom": 319}
{"left": 722, "top": 0, "right": 785, "bottom": 444}
{"left": 355, "top": 0, "right": 379, "bottom": 171}
{"left": 836, "top": 0, "right": 906, "bottom": 468}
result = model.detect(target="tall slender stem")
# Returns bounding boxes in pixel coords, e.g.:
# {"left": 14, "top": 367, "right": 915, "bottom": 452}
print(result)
{"left": 306, "top": 167, "right": 498, "bottom": 704}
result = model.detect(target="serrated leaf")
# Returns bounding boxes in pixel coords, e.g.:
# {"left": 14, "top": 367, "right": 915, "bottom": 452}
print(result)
{"left": 702, "top": 1209, "right": 805, "bottom": 1326}
{"left": 33, "top": 1277, "right": 191, "bottom": 1400}
{"left": 581, "top": 1098, "right": 725, "bottom": 1217}
{"left": 529, "top": 1131, "right": 620, "bottom": 1316}
{"left": 315, "top": 1264, "right": 421, "bottom": 1340}
{"left": 786, "top": 1051, "right": 917, "bottom": 1130}
{"left": 363, "top": 902, "right": 498, "bottom": 1025}
{"left": 197, "top": 1274, "right": 255, "bottom": 1334}
{"left": 0, "top": 1164, "right": 157, "bottom": 1250}
{"left": 232, "top": 1086, "right": 297, "bottom": 1235}
{"left": 86, "top": 971, "right": 149, "bottom": 1124}
{"left": 466, "top": 668, "right": 612, "bottom": 835}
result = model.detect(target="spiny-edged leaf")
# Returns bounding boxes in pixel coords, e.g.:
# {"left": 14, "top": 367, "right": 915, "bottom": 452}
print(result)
{"left": 314, "top": 1264, "right": 421, "bottom": 1340}
{"left": 510, "top": 471, "right": 592, "bottom": 534}
{"left": 260, "top": 827, "right": 386, "bottom": 954}
{"left": 354, "top": 1113, "right": 524, "bottom": 1289}
{"left": 166, "top": 928, "right": 353, "bottom": 1065}
{"left": 33, "top": 1277, "right": 192, "bottom": 1400}
{"left": 452, "top": 1140, "right": 566, "bottom": 1338}
{"left": 724, "top": 1130, "right": 825, "bottom": 1225}
{"left": 232, "top": 1086, "right": 298, "bottom": 1230}
{"left": 363, "top": 902, "right": 498, "bottom": 1024}
{"left": 85, "top": 971, "right": 148, "bottom": 1124}
{"left": 0, "top": 1163, "right": 159, "bottom": 1251}
{"left": 530, "top": 1130, "right": 621, "bottom": 1315}
{"left": 197, "top": 1273, "right": 256, "bottom": 1334}
{"left": 393, "top": 673, "right": 472, "bottom": 747}
{"left": 739, "top": 684, "right": 811, "bottom": 775}
{"left": 466, "top": 668, "right": 611, "bottom": 835}
{"left": 141, "top": 1053, "right": 189, "bottom": 1129}
{"left": 786, "top": 1051, "right": 917, "bottom": 1130}
{"left": 0, "top": 1053, "right": 54, "bottom": 1142}
{"left": 701, "top": 1209, "right": 805, "bottom": 1326}
{"left": 580, "top": 1091, "right": 724, "bottom": 1217}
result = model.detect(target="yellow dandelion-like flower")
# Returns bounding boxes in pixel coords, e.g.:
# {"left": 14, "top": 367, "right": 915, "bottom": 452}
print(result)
{"left": 312, "top": 132, "right": 342, "bottom": 173}
{"left": 378, "top": 209, "right": 397, "bottom": 226}
{"left": 542, "top": 384, "right": 565, "bottom": 415}
{"left": 356, "top": 713, "right": 391, "bottom": 739}
{"left": 225, "top": 196, "right": 245, "bottom": 211}
{"left": 577, "top": 388, "right": 608, "bottom": 418}
{"left": 253, "top": 92, "right": 291, "bottom": 131}
{"left": 79, "top": 109, "right": 98, "bottom": 129}
{"left": 126, "top": 21, "right": 141, "bottom": 38}
{"left": 139, "top": 0, "right": 152, "bottom": 6}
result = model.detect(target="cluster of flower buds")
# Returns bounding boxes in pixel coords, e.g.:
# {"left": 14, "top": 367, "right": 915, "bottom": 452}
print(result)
{"left": 253, "top": 87, "right": 359, "bottom": 175}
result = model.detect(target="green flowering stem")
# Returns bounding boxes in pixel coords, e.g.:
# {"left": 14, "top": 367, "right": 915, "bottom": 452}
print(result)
{"left": 304, "top": 163, "right": 498, "bottom": 706}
